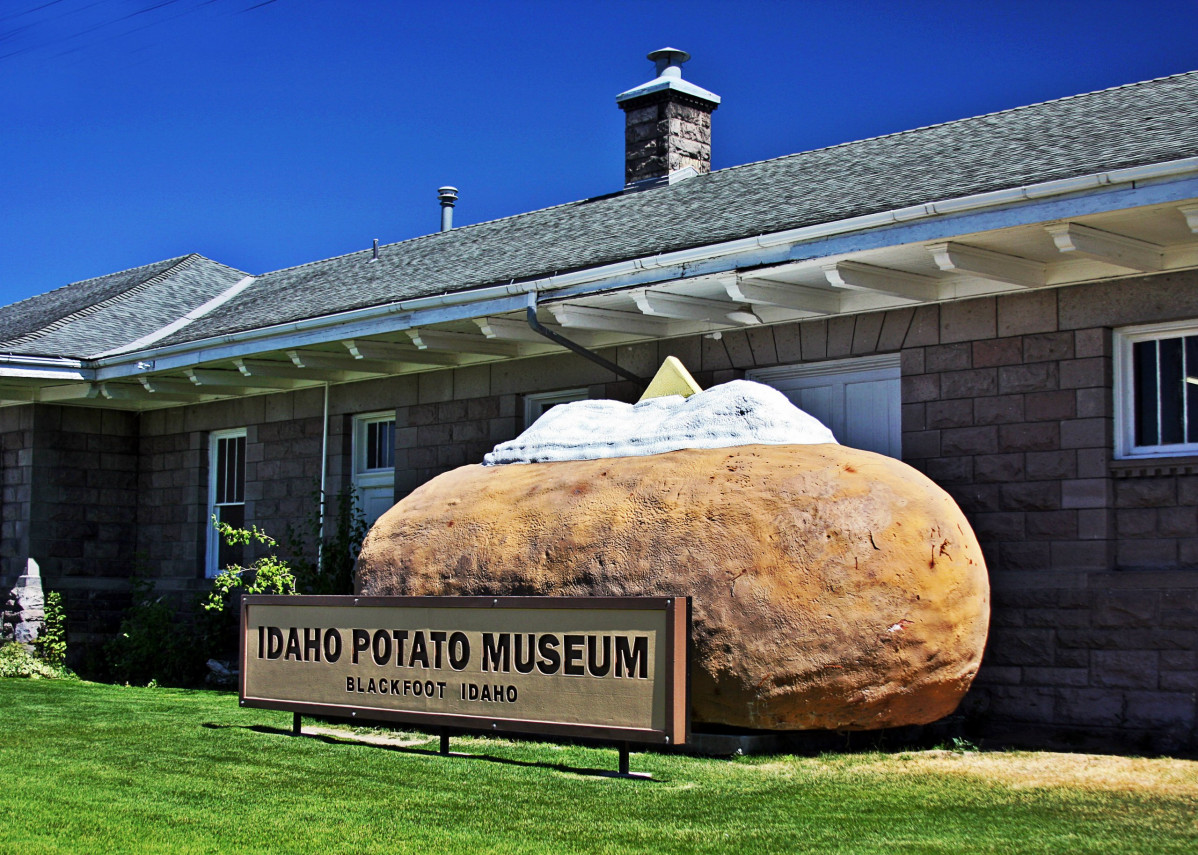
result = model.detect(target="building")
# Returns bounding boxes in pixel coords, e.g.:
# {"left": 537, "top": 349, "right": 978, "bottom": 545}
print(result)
{"left": 2, "top": 50, "right": 1197, "bottom": 751}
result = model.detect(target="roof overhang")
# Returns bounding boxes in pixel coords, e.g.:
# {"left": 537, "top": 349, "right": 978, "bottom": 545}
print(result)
{"left": 5, "top": 157, "right": 1198, "bottom": 410}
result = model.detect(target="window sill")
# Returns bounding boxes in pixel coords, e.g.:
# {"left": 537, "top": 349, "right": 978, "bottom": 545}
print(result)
{"left": 1110, "top": 456, "right": 1198, "bottom": 478}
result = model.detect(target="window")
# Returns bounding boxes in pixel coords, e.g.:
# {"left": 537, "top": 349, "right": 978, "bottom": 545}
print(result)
{"left": 1115, "top": 321, "right": 1198, "bottom": 459}
{"left": 207, "top": 429, "right": 246, "bottom": 578}
{"left": 354, "top": 412, "right": 397, "bottom": 527}
{"left": 523, "top": 388, "right": 588, "bottom": 428}
{"left": 748, "top": 355, "right": 902, "bottom": 457}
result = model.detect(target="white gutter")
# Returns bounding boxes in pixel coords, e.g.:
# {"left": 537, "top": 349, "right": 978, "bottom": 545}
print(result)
{"left": 16, "top": 155, "right": 1198, "bottom": 382}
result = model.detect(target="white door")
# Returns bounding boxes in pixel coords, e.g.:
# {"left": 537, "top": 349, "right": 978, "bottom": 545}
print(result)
{"left": 748, "top": 355, "right": 902, "bottom": 457}
{"left": 353, "top": 412, "right": 397, "bottom": 526}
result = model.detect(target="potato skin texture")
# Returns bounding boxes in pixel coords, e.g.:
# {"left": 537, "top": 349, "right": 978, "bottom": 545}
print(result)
{"left": 356, "top": 444, "right": 990, "bottom": 731}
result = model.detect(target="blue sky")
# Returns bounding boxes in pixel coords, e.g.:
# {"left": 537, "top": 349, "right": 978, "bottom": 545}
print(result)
{"left": 2, "top": 0, "right": 1197, "bottom": 307}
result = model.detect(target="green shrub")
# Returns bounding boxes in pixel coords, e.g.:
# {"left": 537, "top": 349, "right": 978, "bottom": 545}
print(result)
{"left": 0, "top": 641, "right": 75, "bottom": 680}
{"left": 283, "top": 486, "right": 367, "bottom": 595}
{"left": 106, "top": 576, "right": 200, "bottom": 687}
{"left": 36, "top": 590, "right": 67, "bottom": 667}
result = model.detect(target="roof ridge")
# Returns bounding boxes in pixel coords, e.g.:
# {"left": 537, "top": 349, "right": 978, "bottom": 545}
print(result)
{"left": 0, "top": 254, "right": 208, "bottom": 350}
{"left": 708, "top": 68, "right": 1198, "bottom": 177}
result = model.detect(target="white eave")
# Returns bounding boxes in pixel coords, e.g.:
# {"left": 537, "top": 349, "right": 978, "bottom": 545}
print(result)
{"left": 6, "top": 154, "right": 1198, "bottom": 409}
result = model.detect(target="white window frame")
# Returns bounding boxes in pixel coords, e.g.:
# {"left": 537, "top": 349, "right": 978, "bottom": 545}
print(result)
{"left": 353, "top": 411, "right": 397, "bottom": 527}
{"left": 523, "top": 388, "right": 588, "bottom": 428}
{"left": 747, "top": 354, "right": 902, "bottom": 458}
{"left": 1114, "top": 320, "right": 1198, "bottom": 459}
{"left": 353, "top": 411, "right": 397, "bottom": 476}
{"left": 206, "top": 428, "right": 247, "bottom": 578}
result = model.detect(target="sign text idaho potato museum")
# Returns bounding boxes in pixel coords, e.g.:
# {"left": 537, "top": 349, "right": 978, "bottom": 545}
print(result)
{"left": 240, "top": 596, "right": 688, "bottom": 744}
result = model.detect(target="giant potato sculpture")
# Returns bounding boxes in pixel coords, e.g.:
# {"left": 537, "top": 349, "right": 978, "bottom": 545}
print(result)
{"left": 356, "top": 380, "right": 989, "bottom": 731}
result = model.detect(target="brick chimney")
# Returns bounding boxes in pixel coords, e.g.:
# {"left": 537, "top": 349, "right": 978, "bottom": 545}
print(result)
{"left": 616, "top": 48, "right": 721, "bottom": 188}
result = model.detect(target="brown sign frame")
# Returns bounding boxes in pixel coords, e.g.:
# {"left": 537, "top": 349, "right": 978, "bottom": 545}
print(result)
{"left": 239, "top": 595, "right": 689, "bottom": 746}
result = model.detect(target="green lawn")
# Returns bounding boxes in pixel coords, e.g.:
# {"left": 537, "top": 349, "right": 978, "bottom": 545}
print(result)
{"left": 1, "top": 679, "right": 1194, "bottom": 854}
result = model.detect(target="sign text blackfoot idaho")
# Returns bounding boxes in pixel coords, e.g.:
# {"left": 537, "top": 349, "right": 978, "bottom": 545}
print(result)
{"left": 240, "top": 595, "right": 689, "bottom": 745}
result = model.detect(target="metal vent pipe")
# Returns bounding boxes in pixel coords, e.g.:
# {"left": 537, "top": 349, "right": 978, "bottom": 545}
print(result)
{"left": 438, "top": 186, "right": 458, "bottom": 232}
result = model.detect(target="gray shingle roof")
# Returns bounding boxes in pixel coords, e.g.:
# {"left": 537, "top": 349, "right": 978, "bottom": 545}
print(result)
{"left": 8, "top": 69, "right": 1198, "bottom": 359}
{"left": 0, "top": 255, "right": 248, "bottom": 358}
{"left": 156, "top": 70, "right": 1198, "bottom": 348}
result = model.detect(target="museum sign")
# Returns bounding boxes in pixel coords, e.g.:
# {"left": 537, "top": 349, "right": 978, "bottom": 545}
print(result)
{"left": 240, "top": 595, "right": 689, "bottom": 745}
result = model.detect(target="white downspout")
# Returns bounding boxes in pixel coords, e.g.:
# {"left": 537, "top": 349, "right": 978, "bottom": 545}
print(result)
{"left": 317, "top": 381, "right": 330, "bottom": 571}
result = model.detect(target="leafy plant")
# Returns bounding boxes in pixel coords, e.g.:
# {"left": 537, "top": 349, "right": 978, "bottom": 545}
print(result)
{"left": 282, "top": 485, "right": 368, "bottom": 595}
{"left": 106, "top": 575, "right": 199, "bottom": 687}
{"left": 0, "top": 641, "right": 75, "bottom": 680}
{"left": 202, "top": 519, "right": 297, "bottom": 615}
{"left": 35, "top": 590, "right": 67, "bottom": 667}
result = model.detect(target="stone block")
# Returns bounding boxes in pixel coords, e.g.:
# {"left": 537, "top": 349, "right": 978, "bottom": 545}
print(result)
{"left": 940, "top": 298, "right": 996, "bottom": 343}
{"left": 876, "top": 308, "right": 914, "bottom": 352}
{"left": 437, "top": 400, "right": 468, "bottom": 423}
{"left": 1025, "top": 450, "right": 1076, "bottom": 480}
{"left": 1116, "top": 538, "right": 1178, "bottom": 569}
{"left": 1159, "top": 671, "right": 1198, "bottom": 691}
{"left": 1115, "top": 477, "right": 1175, "bottom": 508}
{"left": 1075, "top": 447, "right": 1111, "bottom": 479}
{"left": 1024, "top": 390, "right": 1075, "bottom": 422}
{"left": 941, "top": 368, "right": 998, "bottom": 399}
{"left": 1049, "top": 543, "right": 1111, "bottom": 570}
{"left": 942, "top": 426, "right": 998, "bottom": 456}
{"left": 1157, "top": 507, "right": 1197, "bottom": 537}
{"left": 998, "top": 422, "right": 1060, "bottom": 452}
{"left": 999, "top": 362, "right": 1059, "bottom": 394}
{"left": 1059, "top": 357, "right": 1111, "bottom": 389}
{"left": 901, "top": 430, "right": 941, "bottom": 459}
{"left": 997, "top": 288, "right": 1057, "bottom": 336}
{"left": 985, "top": 627, "right": 1055, "bottom": 666}
{"left": 971, "top": 511, "right": 1026, "bottom": 541}
{"left": 926, "top": 399, "right": 973, "bottom": 429}
{"left": 901, "top": 374, "right": 940, "bottom": 403}
{"left": 851, "top": 313, "right": 884, "bottom": 355}
{"left": 984, "top": 685, "right": 1058, "bottom": 724}
{"left": 973, "top": 664, "right": 1023, "bottom": 686}
{"left": 1178, "top": 537, "right": 1198, "bottom": 567}
{"left": 452, "top": 365, "right": 491, "bottom": 400}
{"left": 1074, "top": 387, "right": 1110, "bottom": 419}
{"left": 418, "top": 370, "right": 455, "bottom": 404}
{"left": 1116, "top": 508, "right": 1157, "bottom": 537}
{"left": 826, "top": 316, "right": 856, "bottom": 358}
{"left": 974, "top": 395, "right": 1025, "bottom": 425}
{"left": 1124, "top": 691, "right": 1196, "bottom": 729}
{"left": 1092, "top": 651, "right": 1158, "bottom": 689}
{"left": 1061, "top": 478, "right": 1111, "bottom": 509}
{"left": 800, "top": 320, "right": 828, "bottom": 361}
{"left": 925, "top": 342, "right": 972, "bottom": 373}
{"left": 701, "top": 335, "right": 733, "bottom": 371}
{"left": 1073, "top": 327, "right": 1109, "bottom": 359}
{"left": 714, "top": 328, "right": 752, "bottom": 368}
{"left": 901, "top": 403, "right": 926, "bottom": 432}
{"left": 946, "top": 483, "right": 1001, "bottom": 513}
{"left": 1023, "top": 667, "right": 1089, "bottom": 687}
{"left": 772, "top": 324, "right": 802, "bottom": 364}
{"left": 926, "top": 457, "right": 973, "bottom": 485}
{"left": 1025, "top": 509, "right": 1076, "bottom": 538}
{"left": 904, "top": 305, "right": 940, "bottom": 347}
{"left": 998, "top": 541, "right": 1052, "bottom": 571}
{"left": 972, "top": 337, "right": 1023, "bottom": 368}
{"left": 1022, "top": 332, "right": 1074, "bottom": 363}
{"left": 1060, "top": 418, "right": 1112, "bottom": 449}
{"left": 1054, "top": 688, "right": 1124, "bottom": 726}
{"left": 745, "top": 327, "right": 779, "bottom": 366}
{"left": 901, "top": 347, "right": 925, "bottom": 375}
{"left": 1076, "top": 508, "right": 1113, "bottom": 540}
{"left": 974, "top": 453, "right": 1024, "bottom": 483}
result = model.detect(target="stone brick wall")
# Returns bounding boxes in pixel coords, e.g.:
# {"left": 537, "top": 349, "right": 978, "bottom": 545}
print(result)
{"left": 0, "top": 405, "right": 32, "bottom": 583}
{"left": 622, "top": 96, "right": 714, "bottom": 184}
{"left": 4, "top": 267, "right": 1195, "bottom": 750}
{"left": 8, "top": 405, "right": 141, "bottom": 642}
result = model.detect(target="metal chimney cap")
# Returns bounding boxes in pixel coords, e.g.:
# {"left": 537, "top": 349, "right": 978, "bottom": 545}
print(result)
{"left": 647, "top": 47, "right": 690, "bottom": 77}
{"left": 437, "top": 186, "right": 459, "bottom": 205}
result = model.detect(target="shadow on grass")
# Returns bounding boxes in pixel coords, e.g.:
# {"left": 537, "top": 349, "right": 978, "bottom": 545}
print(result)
{"left": 201, "top": 722, "right": 658, "bottom": 780}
